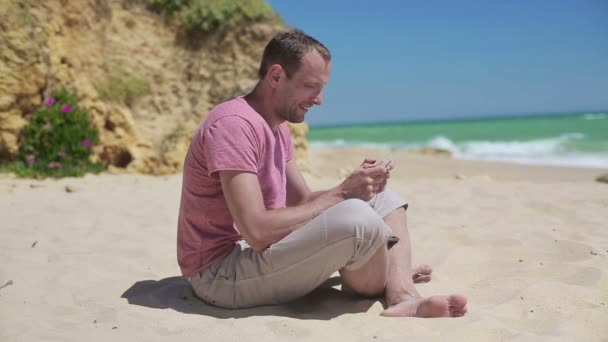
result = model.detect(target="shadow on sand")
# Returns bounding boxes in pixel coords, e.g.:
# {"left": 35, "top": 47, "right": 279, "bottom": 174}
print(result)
{"left": 121, "top": 276, "right": 379, "bottom": 320}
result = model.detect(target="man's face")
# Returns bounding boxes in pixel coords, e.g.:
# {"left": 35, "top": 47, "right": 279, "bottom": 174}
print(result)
{"left": 274, "top": 50, "right": 331, "bottom": 123}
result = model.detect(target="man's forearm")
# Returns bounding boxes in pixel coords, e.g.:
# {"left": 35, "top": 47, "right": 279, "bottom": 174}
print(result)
{"left": 305, "top": 190, "right": 331, "bottom": 204}
{"left": 287, "top": 190, "right": 331, "bottom": 207}
{"left": 251, "top": 188, "right": 343, "bottom": 250}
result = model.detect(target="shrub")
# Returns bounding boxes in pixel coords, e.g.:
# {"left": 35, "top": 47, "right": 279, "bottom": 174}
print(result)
{"left": 96, "top": 72, "right": 150, "bottom": 106}
{"left": 147, "top": 0, "right": 280, "bottom": 34}
{"left": 12, "top": 88, "right": 104, "bottom": 178}
{"left": 147, "top": 0, "right": 189, "bottom": 18}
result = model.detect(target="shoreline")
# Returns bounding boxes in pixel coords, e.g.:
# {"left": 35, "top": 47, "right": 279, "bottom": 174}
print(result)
{"left": 307, "top": 143, "right": 608, "bottom": 172}
{"left": 0, "top": 148, "right": 606, "bottom": 184}
{"left": 308, "top": 147, "right": 607, "bottom": 183}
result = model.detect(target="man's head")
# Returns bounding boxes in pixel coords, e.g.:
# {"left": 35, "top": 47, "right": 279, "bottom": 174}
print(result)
{"left": 257, "top": 30, "right": 332, "bottom": 123}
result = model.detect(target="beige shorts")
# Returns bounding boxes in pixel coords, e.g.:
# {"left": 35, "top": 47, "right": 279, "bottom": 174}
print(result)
{"left": 189, "top": 188, "right": 407, "bottom": 309}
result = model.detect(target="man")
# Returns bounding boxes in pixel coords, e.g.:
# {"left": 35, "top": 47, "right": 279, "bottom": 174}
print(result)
{"left": 177, "top": 30, "right": 467, "bottom": 317}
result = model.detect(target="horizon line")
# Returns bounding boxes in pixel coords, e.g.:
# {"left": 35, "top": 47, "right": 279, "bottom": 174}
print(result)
{"left": 307, "top": 110, "right": 608, "bottom": 129}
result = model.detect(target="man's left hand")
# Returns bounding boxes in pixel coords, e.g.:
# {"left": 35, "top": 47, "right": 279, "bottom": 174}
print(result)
{"left": 361, "top": 157, "right": 394, "bottom": 194}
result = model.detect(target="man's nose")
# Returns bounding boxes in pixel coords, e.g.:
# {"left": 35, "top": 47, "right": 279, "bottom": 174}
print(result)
{"left": 312, "top": 91, "right": 323, "bottom": 105}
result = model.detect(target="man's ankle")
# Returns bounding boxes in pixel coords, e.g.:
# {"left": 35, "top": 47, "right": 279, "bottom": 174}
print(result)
{"left": 385, "top": 289, "right": 421, "bottom": 306}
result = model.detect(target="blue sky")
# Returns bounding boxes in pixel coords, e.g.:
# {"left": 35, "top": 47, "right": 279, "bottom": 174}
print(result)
{"left": 266, "top": 1, "right": 608, "bottom": 127}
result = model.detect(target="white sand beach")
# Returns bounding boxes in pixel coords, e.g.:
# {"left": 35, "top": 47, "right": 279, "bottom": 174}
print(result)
{"left": 1, "top": 148, "right": 607, "bottom": 341}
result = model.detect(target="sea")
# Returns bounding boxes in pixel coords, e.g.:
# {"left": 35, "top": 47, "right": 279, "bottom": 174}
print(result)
{"left": 308, "top": 113, "right": 608, "bottom": 169}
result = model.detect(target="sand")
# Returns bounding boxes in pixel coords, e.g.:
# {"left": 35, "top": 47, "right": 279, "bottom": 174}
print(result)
{"left": 1, "top": 148, "right": 607, "bottom": 341}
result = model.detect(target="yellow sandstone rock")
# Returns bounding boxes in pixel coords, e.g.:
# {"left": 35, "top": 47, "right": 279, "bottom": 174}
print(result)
{"left": 0, "top": 0, "right": 310, "bottom": 174}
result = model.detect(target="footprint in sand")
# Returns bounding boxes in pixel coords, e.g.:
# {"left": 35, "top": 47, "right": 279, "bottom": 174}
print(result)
{"left": 265, "top": 319, "right": 311, "bottom": 339}
{"left": 538, "top": 239, "right": 595, "bottom": 263}
{"left": 527, "top": 263, "right": 602, "bottom": 287}
{"left": 492, "top": 237, "right": 521, "bottom": 247}
{"left": 562, "top": 266, "right": 602, "bottom": 286}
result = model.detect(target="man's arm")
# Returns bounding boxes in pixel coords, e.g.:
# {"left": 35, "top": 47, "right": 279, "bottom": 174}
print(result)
{"left": 285, "top": 159, "right": 329, "bottom": 206}
{"left": 220, "top": 170, "right": 344, "bottom": 252}
{"left": 285, "top": 158, "right": 393, "bottom": 207}
{"left": 219, "top": 164, "right": 388, "bottom": 252}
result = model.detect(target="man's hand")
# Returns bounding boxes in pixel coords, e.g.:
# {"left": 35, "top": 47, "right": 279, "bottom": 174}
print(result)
{"left": 362, "top": 157, "right": 394, "bottom": 194}
{"left": 339, "top": 158, "right": 394, "bottom": 201}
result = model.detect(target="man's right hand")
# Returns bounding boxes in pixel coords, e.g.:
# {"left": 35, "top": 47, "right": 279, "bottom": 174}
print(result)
{"left": 339, "top": 163, "right": 389, "bottom": 201}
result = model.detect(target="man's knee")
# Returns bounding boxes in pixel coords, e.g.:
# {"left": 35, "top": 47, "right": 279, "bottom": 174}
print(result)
{"left": 335, "top": 199, "right": 385, "bottom": 232}
{"left": 329, "top": 199, "right": 387, "bottom": 250}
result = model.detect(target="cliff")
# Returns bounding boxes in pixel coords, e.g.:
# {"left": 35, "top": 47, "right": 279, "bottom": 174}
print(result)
{"left": 0, "top": 0, "right": 309, "bottom": 174}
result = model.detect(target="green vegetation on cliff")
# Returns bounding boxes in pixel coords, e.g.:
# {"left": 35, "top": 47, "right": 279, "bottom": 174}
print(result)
{"left": 147, "top": 0, "right": 280, "bottom": 34}
{"left": 96, "top": 72, "right": 150, "bottom": 106}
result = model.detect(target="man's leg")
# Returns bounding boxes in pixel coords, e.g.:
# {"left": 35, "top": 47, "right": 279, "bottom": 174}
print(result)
{"left": 189, "top": 198, "right": 392, "bottom": 309}
{"left": 338, "top": 194, "right": 430, "bottom": 297}
{"left": 339, "top": 189, "right": 468, "bottom": 317}
{"left": 338, "top": 238, "right": 389, "bottom": 298}
{"left": 380, "top": 200, "right": 468, "bottom": 317}
{"left": 383, "top": 206, "right": 419, "bottom": 304}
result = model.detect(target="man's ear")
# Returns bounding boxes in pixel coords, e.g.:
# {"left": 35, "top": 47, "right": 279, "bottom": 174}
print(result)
{"left": 267, "top": 64, "right": 283, "bottom": 87}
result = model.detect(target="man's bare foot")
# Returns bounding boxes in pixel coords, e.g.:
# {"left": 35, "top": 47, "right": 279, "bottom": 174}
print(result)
{"left": 412, "top": 264, "right": 432, "bottom": 283}
{"left": 385, "top": 265, "right": 432, "bottom": 305}
{"left": 380, "top": 294, "right": 468, "bottom": 318}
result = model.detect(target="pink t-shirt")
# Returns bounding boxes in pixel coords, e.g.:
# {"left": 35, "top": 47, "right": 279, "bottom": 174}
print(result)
{"left": 177, "top": 97, "right": 295, "bottom": 277}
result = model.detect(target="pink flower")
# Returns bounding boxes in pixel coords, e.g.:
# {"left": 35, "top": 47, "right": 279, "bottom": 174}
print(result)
{"left": 44, "top": 97, "right": 54, "bottom": 106}
{"left": 82, "top": 139, "right": 91, "bottom": 148}
{"left": 24, "top": 113, "right": 33, "bottom": 120}
{"left": 61, "top": 105, "right": 72, "bottom": 113}
{"left": 43, "top": 123, "right": 52, "bottom": 132}
{"left": 59, "top": 149, "right": 66, "bottom": 158}
{"left": 47, "top": 162, "right": 61, "bottom": 169}
{"left": 26, "top": 155, "right": 35, "bottom": 165}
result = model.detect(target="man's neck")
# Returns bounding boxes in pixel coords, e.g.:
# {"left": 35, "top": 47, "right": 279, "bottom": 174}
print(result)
{"left": 244, "top": 84, "right": 283, "bottom": 132}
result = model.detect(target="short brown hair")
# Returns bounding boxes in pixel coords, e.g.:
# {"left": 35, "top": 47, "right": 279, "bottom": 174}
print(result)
{"left": 258, "top": 30, "right": 331, "bottom": 79}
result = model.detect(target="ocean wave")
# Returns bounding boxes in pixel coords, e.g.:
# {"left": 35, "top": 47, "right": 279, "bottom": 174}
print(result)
{"left": 445, "top": 134, "right": 608, "bottom": 168}
{"left": 453, "top": 133, "right": 585, "bottom": 158}
{"left": 310, "top": 133, "right": 608, "bottom": 169}
{"left": 583, "top": 113, "right": 608, "bottom": 120}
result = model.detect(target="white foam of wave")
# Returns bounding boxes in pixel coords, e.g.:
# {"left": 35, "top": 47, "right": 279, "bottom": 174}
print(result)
{"left": 429, "top": 133, "right": 608, "bottom": 168}
{"left": 455, "top": 133, "right": 585, "bottom": 158}
{"left": 427, "top": 135, "right": 458, "bottom": 151}
{"left": 583, "top": 113, "right": 608, "bottom": 120}
{"left": 310, "top": 133, "right": 608, "bottom": 169}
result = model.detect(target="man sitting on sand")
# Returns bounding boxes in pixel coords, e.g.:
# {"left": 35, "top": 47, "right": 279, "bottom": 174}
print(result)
{"left": 177, "top": 30, "right": 467, "bottom": 317}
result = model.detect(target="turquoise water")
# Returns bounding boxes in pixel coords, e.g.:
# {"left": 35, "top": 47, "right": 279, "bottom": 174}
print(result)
{"left": 308, "top": 113, "right": 608, "bottom": 168}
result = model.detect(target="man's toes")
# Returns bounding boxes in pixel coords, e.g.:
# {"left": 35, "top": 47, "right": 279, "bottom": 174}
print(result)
{"left": 452, "top": 310, "right": 466, "bottom": 317}
{"left": 449, "top": 306, "right": 467, "bottom": 318}
{"left": 450, "top": 306, "right": 467, "bottom": 314}
{"left": 414, "top": 264, "right": 433, "bottom": 275}
{"left": 412, "top": 264, "right": 433, "bottom": 282}
{"left": 412, "top": 274, "right": 432, "bottom": 283}
{"left": 448, "top": 294, "right": 468, "bottom": 309}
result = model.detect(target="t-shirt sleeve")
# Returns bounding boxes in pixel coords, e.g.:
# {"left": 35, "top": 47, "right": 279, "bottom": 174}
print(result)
{"left": 280, "top": 124, "right": 296, "bottom": 162}
{"left": 204, "top": 116, "right": 260, "bottom": 176}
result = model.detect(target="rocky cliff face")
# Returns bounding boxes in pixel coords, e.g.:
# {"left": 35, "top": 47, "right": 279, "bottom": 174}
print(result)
{"left": 0, "top": 0, "right": 309, "bottom": 174}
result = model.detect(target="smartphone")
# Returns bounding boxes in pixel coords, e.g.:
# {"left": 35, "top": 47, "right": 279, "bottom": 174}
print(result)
{"left": 379, "top": 155, "right": 393, "bottom": 167}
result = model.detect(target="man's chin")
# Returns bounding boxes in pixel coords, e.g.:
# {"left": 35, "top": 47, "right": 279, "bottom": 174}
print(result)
{"left": 286, "top": 113, "right": 306, "bottom": 124}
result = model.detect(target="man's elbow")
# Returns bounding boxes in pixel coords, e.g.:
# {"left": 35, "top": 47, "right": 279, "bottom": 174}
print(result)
{"left": 249, "top": 243, "right": 268, "bottom": 253}
{"left": 242, "top": 226, "right": 269, "bottom": 253}
{"left": 248, "top": 239, "right": 269, "bottom": 253}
